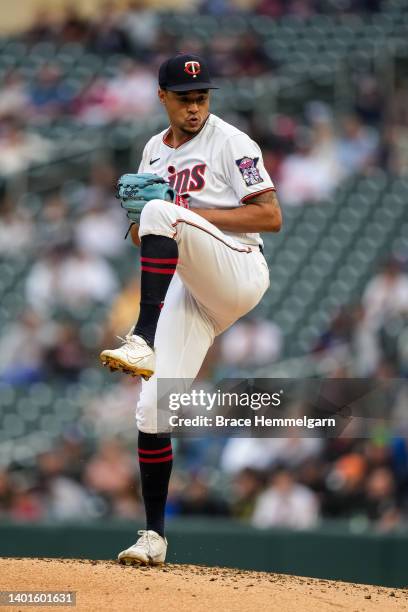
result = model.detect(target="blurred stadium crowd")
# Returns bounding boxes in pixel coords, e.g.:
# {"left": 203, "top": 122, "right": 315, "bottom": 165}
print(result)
{"left": 1, "top": 426, "right": 408, "bottom": 533}
{"left": 1, "top": 0, "right": 408, "bottom": 532}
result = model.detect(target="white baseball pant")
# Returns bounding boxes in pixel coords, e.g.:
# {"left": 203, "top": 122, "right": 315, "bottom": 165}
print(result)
{"left": 136, "top": 199, "right": 270, "bottom": 433}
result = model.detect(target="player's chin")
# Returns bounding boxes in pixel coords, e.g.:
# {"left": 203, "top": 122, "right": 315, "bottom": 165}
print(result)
{"left": 182, "top": 120, "right": 203, "bottom": 133}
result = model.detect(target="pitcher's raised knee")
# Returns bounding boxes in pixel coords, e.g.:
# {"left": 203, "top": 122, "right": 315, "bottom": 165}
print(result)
{"left": 139, "top": 199, "right": 177, "bottom": 238}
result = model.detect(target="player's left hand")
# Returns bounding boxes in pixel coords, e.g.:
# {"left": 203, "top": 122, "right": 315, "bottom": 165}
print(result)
{"left": 117, "top": 173, "right": 176, "bottom": 223}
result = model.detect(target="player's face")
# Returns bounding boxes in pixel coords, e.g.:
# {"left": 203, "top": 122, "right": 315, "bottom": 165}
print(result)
{"left": 159, "top": 89, "right": 210, "bottom": 135}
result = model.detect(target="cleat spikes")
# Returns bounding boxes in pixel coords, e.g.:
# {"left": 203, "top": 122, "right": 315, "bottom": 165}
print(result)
{"left": 99, "top": 335, "right": 155, "bottom": 380}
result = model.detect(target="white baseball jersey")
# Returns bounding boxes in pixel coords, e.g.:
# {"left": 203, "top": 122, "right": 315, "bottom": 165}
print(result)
{"left": 138, "top": 113, "right": 275, "bottom": 247}
{"left": 134, "top": 113, "right": 274, "bottom": 433}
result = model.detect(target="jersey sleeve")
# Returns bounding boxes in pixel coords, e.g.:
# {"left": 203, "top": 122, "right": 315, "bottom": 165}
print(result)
{"left": 137, "top": 143, "right": 150, "bottom": 173}
{"left": 220, "top": 133, "right": 275, "bottom": 202}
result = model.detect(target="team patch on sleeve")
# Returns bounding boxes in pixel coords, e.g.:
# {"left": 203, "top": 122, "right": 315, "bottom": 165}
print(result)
{"left": 235, "top": 156, "right": 264, "bottom": 187}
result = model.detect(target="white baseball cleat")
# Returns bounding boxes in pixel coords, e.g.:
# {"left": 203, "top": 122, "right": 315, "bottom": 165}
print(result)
{"left": 118, "top": 530, "right": 168, "bottom": 566}
{"left": 100, "top": 332, "right": 155, "bottom": 380}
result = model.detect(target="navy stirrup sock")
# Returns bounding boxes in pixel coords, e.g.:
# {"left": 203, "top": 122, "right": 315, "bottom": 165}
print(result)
{"left": 134, "top": 235, "right": 178, "bottom": 346}
{"left": 138, "top": 431, "right": 173, "bottom": 537}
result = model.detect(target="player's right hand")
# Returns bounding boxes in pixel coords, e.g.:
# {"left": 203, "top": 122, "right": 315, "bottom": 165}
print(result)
{"left": 130, "top": 223, "right": 141, "bottom": 247}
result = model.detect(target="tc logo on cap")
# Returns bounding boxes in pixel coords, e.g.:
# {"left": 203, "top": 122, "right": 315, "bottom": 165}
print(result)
{"left": 184, "top": 61, "right": 201, "bottom": 78}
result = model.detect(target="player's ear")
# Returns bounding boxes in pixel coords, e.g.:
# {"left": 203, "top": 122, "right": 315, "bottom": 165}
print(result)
{"left": 158, "top": 88, "right": 166, "bottom": 104}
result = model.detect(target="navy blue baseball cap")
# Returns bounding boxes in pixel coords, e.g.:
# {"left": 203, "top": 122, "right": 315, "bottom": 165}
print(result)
{"left": 159, "top": 54, "right": 219, "bottom": 92}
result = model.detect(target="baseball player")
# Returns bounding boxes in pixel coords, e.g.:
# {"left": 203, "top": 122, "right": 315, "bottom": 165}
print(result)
{"left": 100, "top": 53, "right": 282, "bottom": 565}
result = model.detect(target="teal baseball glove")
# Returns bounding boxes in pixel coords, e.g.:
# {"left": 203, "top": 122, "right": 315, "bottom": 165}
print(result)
{"left": 117, "top": 173, "right": 176, "bottom": 223}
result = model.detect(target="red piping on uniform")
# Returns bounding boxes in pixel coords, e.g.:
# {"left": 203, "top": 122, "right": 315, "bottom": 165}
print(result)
{"left": 162, "top": 129, "right": 192, "bottom": 149}
{"left": 241, "top": 187, "right": 276, "bottom": 203}
{"left": 171, "top": 219, "right": 252, "bottom": 253}
{"left": 162, "top": 114, "right": 211, "bottom": 149}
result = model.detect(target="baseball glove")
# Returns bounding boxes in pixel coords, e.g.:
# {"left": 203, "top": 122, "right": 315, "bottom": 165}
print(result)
{"left": 117, "top": 173, "right": 176, "bottom": 223}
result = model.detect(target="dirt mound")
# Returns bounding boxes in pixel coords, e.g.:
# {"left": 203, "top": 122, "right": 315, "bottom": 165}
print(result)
{"left": 0, "top": 558, "right": 406, "bottom": 612}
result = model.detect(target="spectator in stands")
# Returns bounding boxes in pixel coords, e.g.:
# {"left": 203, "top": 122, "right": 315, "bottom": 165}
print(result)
{"left": 354, "top": 75, "right": 384, "bottom": 127}
{"left": 308, "top": 104, "right": 343, "bottom": 184}
{"left": 0, "top": 71, "right": 29, "bottom": 119}
{"left": 363, "top": 259, "right": 408, "bottom": 328}
{"left": 336, "top": 113, "right": 379, "bottom": 176}
{"left": 36, "top": 450, "right": 93, "bottom": 520}
{"left": 207, "top": 36, "right": 241, "bottom": 78}
{"left": 28, "top": 66, "right": 72, "bottom": 120}
{"left": 150, "top": 30, "right": 179, "bottom": 62}
{"left": 252, "top": 467, "right": 319, "bottom": 529}
{"left": 26, "top": 246, "right": 118, "bottom": 315}
{"left": 43, "top": 323, "right": 87, "bottom": 382}
{"left": 88, "top": 1, "right": 129, "bottom": 55}
{"left": 8, "top": 477, "right": 44, "bottom": 522}
{"left": 235, "top": 33, "right": 271, "bottom": 76}
{"left": 80, "top": 162, "right": 117, "bottom": 211}
{"left": 385, "top": 86, "right": 408, "bottom": 175}
{"left": 312, "top": 304, "right": 378, "bottom": 374}
{"left": 107, "top": 60, "right": 159, "bottom": 119}
{"left": 219, "top": 316, "right": 283, "bottom": 373}
{"left": 324, "top": 452, "right": 367, "bottom": 518}
{"left": 0, "top": 196, "right": 33, "bottom": 256}
{"left": 313, "top": 304, "right": 383, "bottom": 376}
{"left": 296, "top": 458, "right": 327, "bottom": 503}
{"left": 59, "top": 430, "right": 89, "bottom": 483}
{"left": 231, "top": 468, "right": 266, "bottom": 520}
{"left": 199, "top": 0, "right": 236, "bottom": 15}
{"left": 24, "top": 8, "right": 56, "bottom": 44}
{"left": 58, "top": 7, "right": 90, "bottom": 44}
{"left": 25, "top": 246, "right": 67, "bottom": 315}
{"left": 313, "top": 306, "right": 355, "bottom": 356}
{"left": 71, "top": 76, "right": 117, "bottom": 126}
{"left": 278, "top": 124, "right": 341, "bottom": 204}
{"left": 288, "top": 0, "right": 315, "bottom": 19}
{"left": 363, "top": 467, "right": 402, "bottom": 532}
{"left": 221, "top": 436, "right": 322, "bottom": 474}
{"left": 84, "top": 376, "right": 142, "bottom": 438}
{"left": 0, "top": 116, "right": 53, "bottom": 176}
{"left": 384, "top": 122, "right": 408, "bottom": 176}
{"left": 113, "top": 487, "right": 143, "bottom": 519}
{"left": 255, "top": 0, "right": 284, "bottom": 17}
{"left": 398, "top": 327, "right": 408, "bottom": 375}
{"left": 83, "top": 439, "right": 138, "bottom": 516}
{"left": 0, "top": 309, "right": 54, "bottom": 384}
{"left": 75, "top": 200, "right": 126, "bottom": 258}
{"left": 364, "top": 438, "right": 391, "bottom": 471}
{"left": 120, "top": 0, "right": 159, "bottom": 59}
{"left": 55, "top": 248, "right": 119, "bottom": 309}
{"left": 176, "top": 473, "right": 230, "bottom": 517}
{"left": 36, "top": 193, "right": 72, "bottom": 250}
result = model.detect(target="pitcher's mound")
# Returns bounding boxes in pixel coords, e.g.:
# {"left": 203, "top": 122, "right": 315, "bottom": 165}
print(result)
{"left": 0, "top": 558, "right": 406, "bottom": 612}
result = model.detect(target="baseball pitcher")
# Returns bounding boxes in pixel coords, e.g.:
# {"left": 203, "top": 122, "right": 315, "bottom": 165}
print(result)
{"left": 100, "top": 53, "right": 282, "bottom": 565}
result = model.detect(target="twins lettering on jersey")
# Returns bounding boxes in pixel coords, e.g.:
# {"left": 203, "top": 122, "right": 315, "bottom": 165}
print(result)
{"left": 168, "top": 163, "right": 206, "bottom": 194}
{"left": 139, "top": 114, "right": 274, "bottom": 247}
